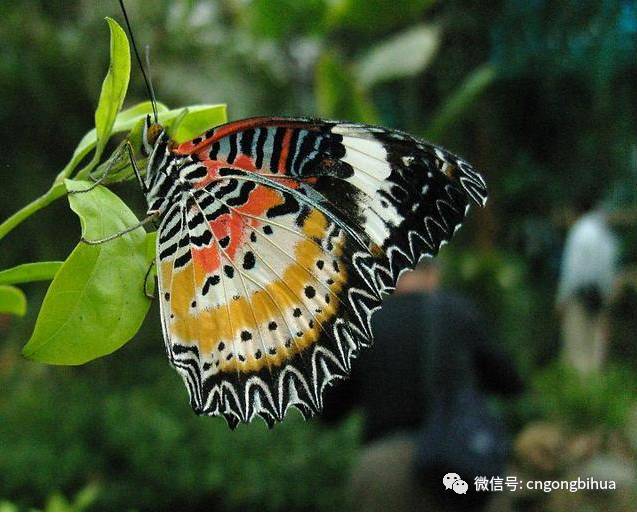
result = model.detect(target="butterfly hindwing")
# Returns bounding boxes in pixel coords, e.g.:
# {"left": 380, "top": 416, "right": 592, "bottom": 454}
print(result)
{"left": 154, "top": 117, "right": 487, "bottom": 426}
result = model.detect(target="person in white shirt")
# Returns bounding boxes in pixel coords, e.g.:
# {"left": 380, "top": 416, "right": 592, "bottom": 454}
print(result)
{"left": 556, "top": 199, "right": 619, "bottom": 374}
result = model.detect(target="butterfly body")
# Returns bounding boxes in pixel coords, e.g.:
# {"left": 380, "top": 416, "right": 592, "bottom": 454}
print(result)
{"left": 141, "top": 116, "right": 487, "bottom": 428}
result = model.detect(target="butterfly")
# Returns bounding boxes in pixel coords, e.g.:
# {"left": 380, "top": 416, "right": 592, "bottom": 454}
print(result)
{"left": 136, "top": 115, "right": 487, "bottom": 428}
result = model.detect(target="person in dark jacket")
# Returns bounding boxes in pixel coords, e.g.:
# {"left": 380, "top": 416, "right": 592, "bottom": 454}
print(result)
{"left": 322, "top": 259, "right": 523, "bottom": 511}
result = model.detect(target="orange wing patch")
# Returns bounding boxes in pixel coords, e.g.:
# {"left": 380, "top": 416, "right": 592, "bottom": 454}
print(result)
{"left": 160, "top": 209, "right": 347, "bottom": 375}
{"left": 149, "top": 116, "right": 487, "bottom": 427}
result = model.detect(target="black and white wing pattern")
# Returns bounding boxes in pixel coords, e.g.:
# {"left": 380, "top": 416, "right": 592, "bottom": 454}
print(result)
{"left": 150, "top": 117, "right": 487, "bottom": 427}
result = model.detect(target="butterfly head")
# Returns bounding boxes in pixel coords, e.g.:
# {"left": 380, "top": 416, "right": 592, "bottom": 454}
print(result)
{"left": 141, "top": 115, "right": 177, "bottom": 215}
{"left": 141, "top": 114, "right": 165, "bottom": 157}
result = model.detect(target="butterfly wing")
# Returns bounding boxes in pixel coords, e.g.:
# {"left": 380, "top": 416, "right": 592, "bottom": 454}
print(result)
{"left": 157, "top": 117, "right": 487, "bottom": 427}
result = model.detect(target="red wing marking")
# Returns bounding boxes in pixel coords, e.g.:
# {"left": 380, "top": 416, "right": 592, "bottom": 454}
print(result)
{"left": 150, "top": 115, "right": 488, "bottom": 426}
{"left": 175, "top": 117, "right": 320, "bottom": 155}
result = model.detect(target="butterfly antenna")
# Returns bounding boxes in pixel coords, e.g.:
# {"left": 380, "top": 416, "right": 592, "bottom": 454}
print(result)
{"left": 118, "top": 0, "right": 159, "bottom": 123}
{"left": 144, "top": 45, "right": 158, "bottom": 119}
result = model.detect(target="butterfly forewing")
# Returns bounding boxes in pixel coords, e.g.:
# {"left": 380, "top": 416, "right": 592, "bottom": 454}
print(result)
{"left": 150, "top": 117, "right": 487, "bottom": 427}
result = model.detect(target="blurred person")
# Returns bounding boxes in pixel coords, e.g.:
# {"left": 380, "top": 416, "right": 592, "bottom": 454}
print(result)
{"left": 322, "top": 259, "right": 523, "bottom": 511}
{"left": 556, "top": 196, "right": 619, "bottom": 374}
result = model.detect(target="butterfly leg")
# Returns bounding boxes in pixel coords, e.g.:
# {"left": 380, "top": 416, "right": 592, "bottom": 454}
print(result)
{"left": 80, "top": 213, "right": 159, "bottom": 245}
{"left": 143, "top": 260, "right": 156, "bottom": 300}
{"left": 126, "top": 142, "right": 148, "bottom": 193}
{"left": 70, "top": 139, "right": 147, "bottom": 194}
{"left": 70, "top": 142, "right": 129, "bottom": 194}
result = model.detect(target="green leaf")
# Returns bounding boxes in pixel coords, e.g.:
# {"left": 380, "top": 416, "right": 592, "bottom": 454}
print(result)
{"left": 71, "top": 483, "right": 101, "bottom": 511}
{"left": 0, "top": 262, "right": 63, "bottom": 285}
{"left": 125, "top": 103, "right": 226, "bottom": 148}
{"left": 57, "top": 101, "right": 168, "bottom": 183}
{"left": 145, "top": 231, "right": 157, "bottom": 261}
{"left": 168, "top": 104, "right": 228, "bottom": 143}
{"left": 86, "top": 104, "right": 228, "bottom": 186}
{"left": 425, "top": 63, "right": 497, "bottom": 140}
{"left": 73, "top": 102, "right": 227, "bottom": 183}
{"left": 0, "top": 500, "right": 19, "bottom": 512}
{"left": 356, "top": 24, "right": 441, "bottom": 88}
{"left": 166, "top": 107, "right": 190, "bottom": 140}
{"left": 22, "top": 180, "right": 152, "bottom": 365}
{"left": 45, "top": 492, "right": 69, "bottom": 513}
{"left": 58, "top": 18, "right": 131, "bottom": 184}
{"left": 93, "top": 18, "right": 131, "bottom": 162}
{"left": 87, "top": 139, "right": 143, "bottom": 186}
{"left": 0, "top": 285, "right": 27, "bottom": 316}
{"left": 113, "top": 100, "right": 167, "bottom": 127}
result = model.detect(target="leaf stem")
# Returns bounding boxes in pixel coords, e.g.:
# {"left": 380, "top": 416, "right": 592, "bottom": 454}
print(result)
{"left": 0, "top": 184, "right": 66, "bottom": 242}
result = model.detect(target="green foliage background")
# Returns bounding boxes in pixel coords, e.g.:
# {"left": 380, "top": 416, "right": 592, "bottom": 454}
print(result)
{"left": 0, "top": 0, "right": 636, "bottom": 510}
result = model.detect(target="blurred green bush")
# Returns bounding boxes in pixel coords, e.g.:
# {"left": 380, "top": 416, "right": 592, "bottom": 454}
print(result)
{"left": 519, "top": 362, "right": 637, "bottom": 432}
{"left": 0, "top": 348, "right": 361, "bottom": 510}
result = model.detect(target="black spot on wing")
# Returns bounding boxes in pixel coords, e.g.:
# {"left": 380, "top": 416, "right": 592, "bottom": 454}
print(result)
{"left": 269, "top": 127, "right": 286, "bottom": 173}
{"left": 159, "top": 243, "right": 177, "bottom": 259}
{"left": 266, "top": 194, "right": 300, "bottom": 218}
{"left": 202, "top": 275, "right": 220, "bottom": 295}
{"left": 187, "top": 211, "right": 205, "bottom": 230}
{"left": 174, "top": 251, "right": 191, "bottom": 268}
{"left": 184, "top": 165, "right": 207, "bottom": 181}
{"left": 294, "top": 131, "right": 320, "bottom": 174}
{"left": 215, "top": 179, "right": 239, "bottom": 199}
{"left": 255, "top": 127, "right": 268, "bottom": 169}
{"left": 239, "top": 128, "right": 255, "bottom": 157}
{"left": 219, "top": 167, "right": 245, "bottom": 177}
{"left": 310, "top": 158, "right": 354, "bottom": 179}
{"left": 243, "top": 251, "right": 256, "bottom": 270}
{"left": 227, "top": 133, "right": 238, "bottom": 164}
{"left": 206, "top": 204, "right": 230, "bottom": 222}
{"left": 208, "top": 141, "right": 220, "bottom": 160}
{"left": 159, "top": 216, "right": 182, "bottom": 244}
{"left": 284, "top": 129, "right": 301, "bottom": 174}
{"left": 226, "top": 181, "right": 256, "bottom": 207}
{"left": 190, "top": 230, "right": 212, "bottom": 247}
{"left": 198, "top": 192, "right": 215, "bottom": 210}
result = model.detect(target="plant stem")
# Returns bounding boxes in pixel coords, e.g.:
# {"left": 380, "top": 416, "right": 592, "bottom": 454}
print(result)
{"left": 0, "top": 184, "right": 66, "bottom": 242}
